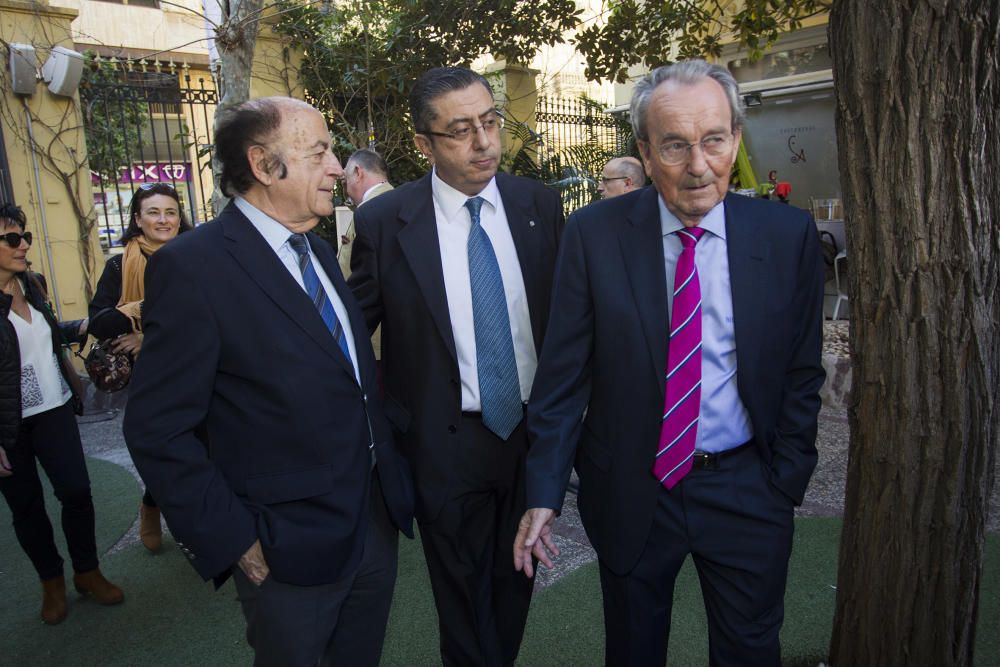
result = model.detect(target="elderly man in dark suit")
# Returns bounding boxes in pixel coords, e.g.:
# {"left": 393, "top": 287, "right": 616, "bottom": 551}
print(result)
{"left": 123, "top": 96, "right": 414, "bottom": 667}
{"left": 515, "top": 60, "right": 826, "bottom": 666}
{"left": 349, "top": 67, "right": 563, "bottom": 666}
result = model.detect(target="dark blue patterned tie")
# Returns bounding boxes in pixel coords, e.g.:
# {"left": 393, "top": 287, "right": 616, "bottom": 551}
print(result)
{"left": 465, "top": 197, "right": 522, "bottom": 440}
{"left": 287, "top": 233, "right": 353, "bottom": 366}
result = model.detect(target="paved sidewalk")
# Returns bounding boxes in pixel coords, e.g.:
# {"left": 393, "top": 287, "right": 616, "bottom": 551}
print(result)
{"left": 77, "top": 403, "right": 854, "bottom": 587}
{"left": 78, "top": 336, "right": 999, "bottom": 589}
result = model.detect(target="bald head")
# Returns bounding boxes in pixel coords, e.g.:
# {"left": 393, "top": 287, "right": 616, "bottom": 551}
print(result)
{"left": 598, "top": 157, "right": 645, "bottom": 199}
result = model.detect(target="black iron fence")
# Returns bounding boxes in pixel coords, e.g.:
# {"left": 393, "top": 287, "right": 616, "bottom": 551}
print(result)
{"left": 532, "top": 95, "right": 627, "bottom": 214}
{"left": 79, "top": 58, "right": 218, "bottom": 250}
{"left": 78, "top": 70, "right": 625, "bottom": 238}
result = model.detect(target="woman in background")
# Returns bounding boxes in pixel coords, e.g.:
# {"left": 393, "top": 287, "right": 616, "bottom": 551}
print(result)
{"left": 89, "top": 183, "right": 191, "bottom": 552}
{"left": 1, "top": 202, "right": 124, "bottom": 625}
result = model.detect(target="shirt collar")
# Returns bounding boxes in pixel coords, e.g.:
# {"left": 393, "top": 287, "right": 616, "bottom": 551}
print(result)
{"left": 431, "top": 167, "right": 499, "bottom": 222}
{"left": 658, "top": 195, "right": 727, "bottom": 241}
{"left": 234, "top": 196, "right": 308, "bottom": 253}
{"left": 361, "top": 182, "right": 387, "bottom": 203}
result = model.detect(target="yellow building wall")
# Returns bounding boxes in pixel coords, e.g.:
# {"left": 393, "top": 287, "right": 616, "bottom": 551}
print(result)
{"left": 52, "top": 0, "right": 207, "bottom": 60}
{"left": 1, "top": 0, "right": 103, "bottom": 321}
{"left": 251, "top": 9, "right": 305, "bottom": 100}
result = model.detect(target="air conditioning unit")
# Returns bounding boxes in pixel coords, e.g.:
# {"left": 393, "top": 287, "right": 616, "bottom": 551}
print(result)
{"left": 8, "top": 43, "right": 38, "bottom": 96}
{"left": 42, "top": 47, "right": 85, "bottom": 97}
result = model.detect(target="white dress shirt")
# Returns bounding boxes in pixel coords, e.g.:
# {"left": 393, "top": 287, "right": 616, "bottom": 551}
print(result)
{"left": 659, "top": 198, "right": 753, "bottom": 452}
{"left": 432, "top": 170, "right": 537, "bottom": 411}
{"left": 235, "top": 196, "right": 360, "bottom": 383}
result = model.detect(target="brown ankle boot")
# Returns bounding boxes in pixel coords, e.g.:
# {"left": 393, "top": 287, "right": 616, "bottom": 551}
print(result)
{"left": 73, "top": 568, "right": 124, "bottom": 605}
{"left": 139, "top": 502, "right": 162, "bottom": 552}
{"left": 41, "top": 576, "right": 67, "bottom": 625}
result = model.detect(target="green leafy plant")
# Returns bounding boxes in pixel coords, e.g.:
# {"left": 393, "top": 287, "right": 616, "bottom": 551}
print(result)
{"left": 78, "top": 54, "right": 149, "bottom": 183}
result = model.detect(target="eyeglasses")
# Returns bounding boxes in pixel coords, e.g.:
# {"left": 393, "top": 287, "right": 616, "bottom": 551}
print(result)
{"left": 653, "top": 133, "right": 735, "bottom": 165}
{"left": 422, "top": 111, "right": 505, "bottom": 142}
{"left": 1, "top": 231, "right": 32, "bottom": 248}
{"left": 138, "top": 182, "right": 178, "bottom": 193}
{"left": 600, "top": 176, "right": 629, "bottom": 185}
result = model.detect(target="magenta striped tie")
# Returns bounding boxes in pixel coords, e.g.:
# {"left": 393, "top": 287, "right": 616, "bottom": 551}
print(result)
{"left": 653, "top": 226, "right": 706, "bottom": 489}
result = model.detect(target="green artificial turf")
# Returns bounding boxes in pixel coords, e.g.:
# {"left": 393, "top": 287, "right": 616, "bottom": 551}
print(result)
{"left": 1, "top": 456, "right": 137, "bottom": 619}
{"left": 4, "top": 460, "right": 998, "bottom": 666}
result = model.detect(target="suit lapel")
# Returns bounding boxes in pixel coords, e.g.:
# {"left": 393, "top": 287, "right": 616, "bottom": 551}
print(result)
{"left": 724, "top": 193, "right": 768, "bottom": 395}
{"left": 396, "top": 175, "right": 459, "bottom": 363}
{"left": 497, "top": 173, "right": 545, "bottom": 349}
{"left": 619, "top": 188, "right": 670, "bottom": 398}
{"left": 220, "top": 204, "right": 357, "bottom": 380}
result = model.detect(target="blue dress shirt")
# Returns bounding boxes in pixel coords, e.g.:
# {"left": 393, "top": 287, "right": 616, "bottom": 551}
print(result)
{"left": 659, "top": 198, "right": 754, "bottom": 453}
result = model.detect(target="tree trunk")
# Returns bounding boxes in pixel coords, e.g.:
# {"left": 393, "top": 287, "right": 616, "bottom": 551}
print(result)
{"left": 211, "top": 0, "right": 265, "bottom": 215}
{"left": 829, "top": 1, "right": 1000, "bottom": 665}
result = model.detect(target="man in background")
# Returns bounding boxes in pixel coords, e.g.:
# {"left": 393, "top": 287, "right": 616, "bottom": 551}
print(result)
{"left": 597, "top": 156, "right": 645, "bottom": 199}
{"left": 338, "top": 148, "right": 394, "bottom": 278}
{"left": 345, "top": 149, "right": 394, "bottom": 208}
{"left": 340, "top": 148, "right": 395, "bottom": 359}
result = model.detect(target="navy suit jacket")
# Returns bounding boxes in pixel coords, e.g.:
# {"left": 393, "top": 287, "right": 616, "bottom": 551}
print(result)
{"left": 123, "top": 202, "right": 414, "bottom": 587}
{"left": 526, "top": 188, "right": 826, "bottom": 575}
{"left": 348, "top": 172, "right": 564, "bottom": 522}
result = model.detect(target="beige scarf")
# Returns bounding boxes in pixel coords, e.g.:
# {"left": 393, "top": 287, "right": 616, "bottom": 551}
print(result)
{"left": 116, "top": 235, "right": 165, "bottom": 332}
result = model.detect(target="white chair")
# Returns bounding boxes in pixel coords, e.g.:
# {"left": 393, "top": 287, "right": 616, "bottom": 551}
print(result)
{"left": 832, "top": 249, "right": 849, "bottom": 320}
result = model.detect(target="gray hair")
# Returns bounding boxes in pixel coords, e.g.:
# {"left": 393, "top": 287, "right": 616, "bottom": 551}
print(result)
{"left": 630, "top": 59, "right": 745, "bottom": 142}
{"left": 346, "top": 148, "right": 389, "bottom": 179}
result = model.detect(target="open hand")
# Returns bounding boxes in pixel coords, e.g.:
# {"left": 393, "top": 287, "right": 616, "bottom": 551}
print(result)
{"left": 111, "top": 332, "right": 143, "bottom": 358}
{"left": 513, "top": 508, "right": 559, "bottom": 578}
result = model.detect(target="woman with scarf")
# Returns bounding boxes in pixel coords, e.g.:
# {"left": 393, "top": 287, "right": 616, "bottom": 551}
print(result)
{"left": 89, "top": 183, "right": 192, "bottom": 553}
{"left": 1, "top": 202, "right": 124, "bottom": 625}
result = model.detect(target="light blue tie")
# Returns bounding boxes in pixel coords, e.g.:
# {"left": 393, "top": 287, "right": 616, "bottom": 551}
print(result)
{"left": 466, "top": 197, "right": 522, "bottom": 440}
{"left": 287, "top": 233, "right": 354, "bottom": 366}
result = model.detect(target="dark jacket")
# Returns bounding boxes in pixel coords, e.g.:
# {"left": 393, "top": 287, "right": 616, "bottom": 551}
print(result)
{"left": 123, "top": 203, "right": 414, "bottom": 587}
{"left": 525, "top": 189, "right": 826, "bottom": 576}
{"left": 347, "top": 171, "right": 565, "bottom": 522}
{"left": 88, "top": 254, "right": 133, "bottom": 340}
{"left": 0, "top": 272, "right": 87, "bottom": 449}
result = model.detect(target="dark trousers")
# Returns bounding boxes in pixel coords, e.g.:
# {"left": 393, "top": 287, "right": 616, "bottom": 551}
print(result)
{"left": 232, "top": 468, "right": 398, "bottom": 667}
{"left": 599, "top": 445, "right": 795, "bottom": 667}
{"left": 0, "top": 400, "right": 98, "bottom": 580}
{"left": 419, "top": 413, "right": 534, "bottom": 667}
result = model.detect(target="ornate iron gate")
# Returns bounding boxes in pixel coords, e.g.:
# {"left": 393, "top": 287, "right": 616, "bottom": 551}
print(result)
{"left": 79, "top": 58, "right": 218, "bottom": 249}
{"left": 533, "top": 96, "right": 628, "bottom": 215}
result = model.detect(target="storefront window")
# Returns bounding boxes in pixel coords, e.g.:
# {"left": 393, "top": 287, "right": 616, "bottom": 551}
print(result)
{"left": 740, "top": 88, "right": 840, "bottom": 209}
{"left": 728, "top": 43, "right": 832, "bottom": 84}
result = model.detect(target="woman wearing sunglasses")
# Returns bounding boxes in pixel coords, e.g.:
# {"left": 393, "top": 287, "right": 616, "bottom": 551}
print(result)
{"left": 0, "top": 202, "right": 124, "bottom": 624}
{"left": 89, "top": 183, "right": 192, "bottom": 553}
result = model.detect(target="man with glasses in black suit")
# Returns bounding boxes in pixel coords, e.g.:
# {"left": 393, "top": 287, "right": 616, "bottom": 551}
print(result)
{"left": 349, "top": 67, "right": 564, "bottom": 666}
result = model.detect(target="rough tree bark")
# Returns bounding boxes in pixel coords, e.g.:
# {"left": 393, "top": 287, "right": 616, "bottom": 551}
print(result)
{"left": 829, "top": 1, "right": 1000, "bottom": 665}
{"left": 211, "top": 0, "right": 265, "bottom": 215}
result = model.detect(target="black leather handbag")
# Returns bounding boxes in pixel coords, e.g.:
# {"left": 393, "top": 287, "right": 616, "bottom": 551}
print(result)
{"left": 84, "top": 338, "right": 133, "bottom": 393}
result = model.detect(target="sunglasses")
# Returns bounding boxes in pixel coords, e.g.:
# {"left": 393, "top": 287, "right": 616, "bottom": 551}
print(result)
{"left": 138, "top": 182, "right": 178, "bottom": 192}
{"left": 1, "top": 231, "right": 31, "bottom": 248}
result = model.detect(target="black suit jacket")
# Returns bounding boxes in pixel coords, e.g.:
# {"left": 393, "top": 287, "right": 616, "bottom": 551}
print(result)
{"left": 123, "top": 203, "right": 414, "bottom": 587}
{"left": 348, "top": 172, "right": 564, "bottom": 522}
{"left": 526, "top": 189, "right": 826, "bottom": 575}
